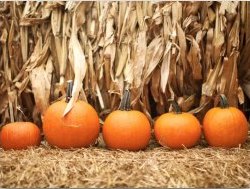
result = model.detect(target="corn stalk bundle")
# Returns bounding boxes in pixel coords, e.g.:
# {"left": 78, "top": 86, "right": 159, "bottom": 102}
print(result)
{"left": 0, "top": 2, "right": 249, "bottom": 126}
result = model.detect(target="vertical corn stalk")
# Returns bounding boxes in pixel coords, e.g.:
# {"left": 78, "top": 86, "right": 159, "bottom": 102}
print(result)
{"left": 0, "top": 2, "right": 249, "bottom": 125}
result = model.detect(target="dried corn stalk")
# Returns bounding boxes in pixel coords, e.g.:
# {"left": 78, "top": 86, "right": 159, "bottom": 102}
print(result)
{"left": 0, "top": 1, "right": 249, "bottom": 126}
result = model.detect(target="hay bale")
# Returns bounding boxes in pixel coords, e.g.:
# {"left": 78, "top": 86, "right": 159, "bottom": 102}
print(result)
{"left": 0, "top": 135, "right": 250, "bottom": 188}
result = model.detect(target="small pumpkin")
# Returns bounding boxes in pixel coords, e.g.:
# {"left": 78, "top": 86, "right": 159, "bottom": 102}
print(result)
{"left": 102, "top": 89, "right": 151, "bottom": 151}
{"left": 0, "top": 122, "right": 41, "bottom": 150}
{"left": 154, "top": 100, "right": 201, "bottom": 149}
{"left": 203, "top": 94, "right": 248, "bottom": 148}
{"left": 43, "top": 80, "right": 100, "bottom": 149}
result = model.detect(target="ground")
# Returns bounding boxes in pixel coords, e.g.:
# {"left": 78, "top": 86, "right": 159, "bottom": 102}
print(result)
{"left": 0, "top": 135, "right": 250, "bottom": 188}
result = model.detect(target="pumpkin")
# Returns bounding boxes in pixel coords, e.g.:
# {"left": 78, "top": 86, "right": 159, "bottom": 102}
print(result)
{"left": 43, "top": 80, "right": 100, "bottom": 149}
{"left": 203, "top": 94, "right": 248, "bottom": 148}
{"left": 0, "top": 122, "right": 41, "bottom": 150}
{"left": 102, "top": 89, "right": 151, "bottom": 151}
{"left": 154, "top": 100, "right": 201, "bottom": 149}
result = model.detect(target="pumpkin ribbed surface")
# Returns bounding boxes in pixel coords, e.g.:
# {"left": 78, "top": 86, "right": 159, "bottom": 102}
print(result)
{"left": 43, "top": 100, "right": 100, "bottom": 149}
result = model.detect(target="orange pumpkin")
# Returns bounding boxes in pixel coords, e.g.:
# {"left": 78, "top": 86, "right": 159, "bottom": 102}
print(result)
{"left": 102, "top": 89, "right": 151, "bottom": 151}
{"left": 43, "top": 81, "right": 100, "bottom": 149}
{"left": 154, "top": 100, "right": 201, "bottom": 149}
{"left": 0, "top": 122, "right": 41, "bottom": 150}
{"left": 203, "top": 94, "right": 248, "bottom": 148}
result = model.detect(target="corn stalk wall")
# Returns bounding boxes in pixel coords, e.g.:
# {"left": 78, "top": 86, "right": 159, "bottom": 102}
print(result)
{"left": 0, "top": 1, "right": 250, "bottom": 126}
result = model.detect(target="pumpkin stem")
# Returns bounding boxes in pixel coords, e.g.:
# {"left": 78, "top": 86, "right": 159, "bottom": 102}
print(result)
{"left": 119, "top": 88, "right": 131, "bottom": 111}
{"left": 219, "top": 94, "right": 229, "bottom": 108}
{"left": 66, "top": 80, "right": 73, "bottom": 103}
{"left": 168, "top": 99, "right": 182, "bottom": 114}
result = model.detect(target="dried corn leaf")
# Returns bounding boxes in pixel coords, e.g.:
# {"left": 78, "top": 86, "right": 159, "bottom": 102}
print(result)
{"left": 176, "top": 23, "right": 187, "bottom": 73}
{"left": 123, "top": 61, "right": 133, "bottom": 85}
{"left": 202, "top": 59, "right": 222, "bottom": 97}
{"left": 226, "top": 52, "right": 239, "bottom": 107}
{"left": 0, "top": 92, "right": 8, "bottom": 114}
{"left": 115, "top": 42, "right": 128, "bottom": 77}
{"left": 213, "top": 6, "right": 225, "bottom": 63}
{"left": 63, "top": 4, "right": 88, "bottom": 116}
{"left": 179, "top": 94, "right": 196, "bottom": 112}
{"left": 20, "top": 26, "right": 28, "bottom": 63}
{"left": 160, "top": 41, "right": 171, "bottom": 93}
{"left": 239, "top": 39, "right": 250, "bottom": 99}
{"left": 133, "top": 31, "right": 147, "bottom": 88}
{"left": 187, "top": 36, "right": 202, "bottom": 80}
{"left": 0, "top": 2, "right": 248, "bottom": 125}
{"left": 144, "top": 37, "right": 164, "bottom": 81}
{"left": 30, "top": 64, "right": 51, "bottom": 115}
{"left": 151, "top": 67, "right": 161, "bottom": 103}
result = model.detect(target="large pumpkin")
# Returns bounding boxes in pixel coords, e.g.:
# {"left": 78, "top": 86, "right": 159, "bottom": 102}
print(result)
{"left": 43, "top": 81, "right": 100, "bottom": 149}
{"left": 0, "top": 122, "right": 41, "bottom": 150}
{"left": 102, "top": 89, "right": 151, "bottom": 151}
{"left": 203, "top": 94, "right": 248, "bottom": 148}
{"left": 154, "top": 100, "right": 201, "bottom": 149}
